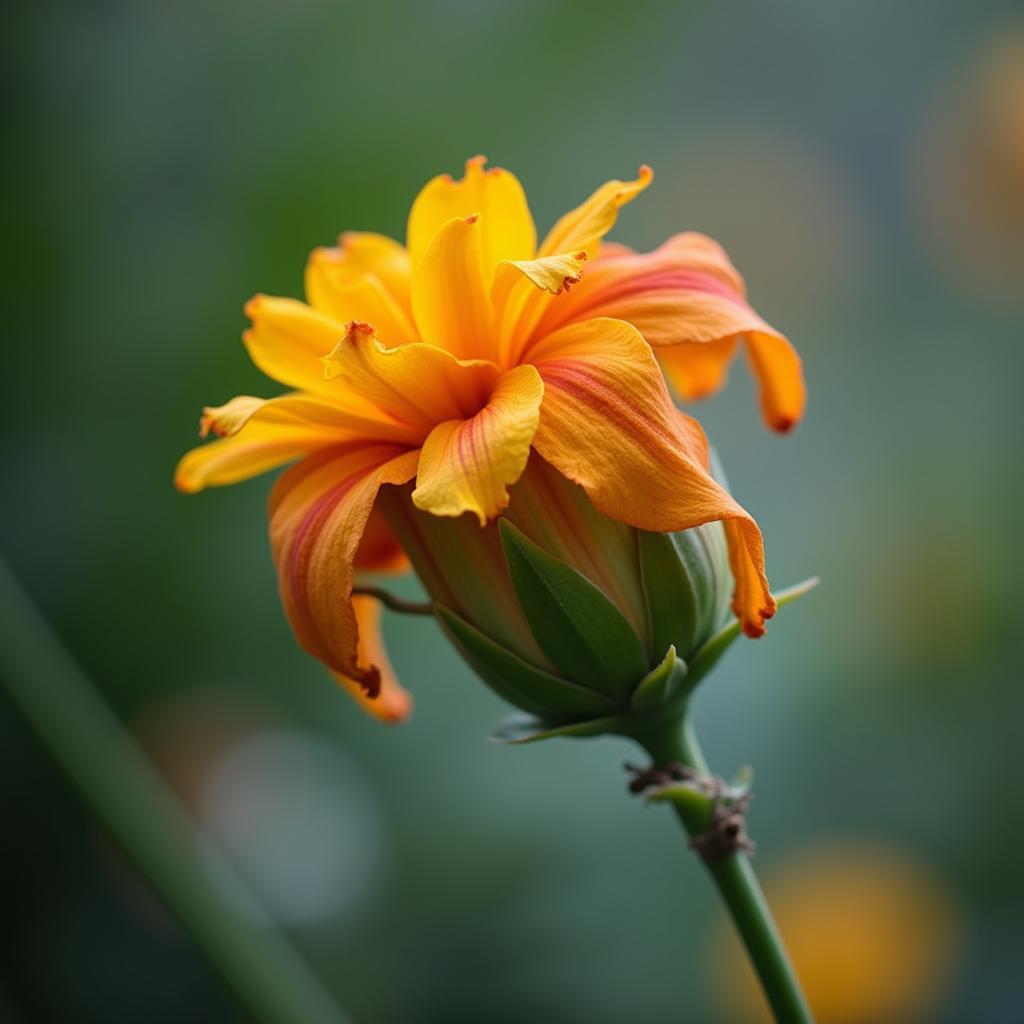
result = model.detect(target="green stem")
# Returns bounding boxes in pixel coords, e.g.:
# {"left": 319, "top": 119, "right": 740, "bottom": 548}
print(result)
{"left": 0, "top": 557, "right": 348, "bottom": 1024}
{"left": 638, "top": 715, "right": 813, "bottom": 1024}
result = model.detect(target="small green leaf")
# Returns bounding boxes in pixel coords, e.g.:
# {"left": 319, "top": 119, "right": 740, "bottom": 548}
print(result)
{"left": 490, "top": 712, "right": 621, "bottom": 745}
{"left": 685, "top": 576, "right": 820, "bottom": 689}
{"left": 436, "top": 605, "right": 617, "bottom": 721}
{"left": 499, "top": 520, "right": 648, "bottom": 697}
{"left": 630, "top": 645, "right": 688, "bottom": 712}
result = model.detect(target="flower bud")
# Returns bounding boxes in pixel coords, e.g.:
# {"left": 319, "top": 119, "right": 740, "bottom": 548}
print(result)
{"left": 378, "top": 455, "right": 738, "bottom": 738}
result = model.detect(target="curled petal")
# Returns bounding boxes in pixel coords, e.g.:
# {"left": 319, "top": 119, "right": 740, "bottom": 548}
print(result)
{"left": 535, "top": 233, "right": 805, "bottom": 431}
{"left": 407, "top": 155, "right": 536, "bottom": 273}
{"left": 412, "top": 364, "right": 544, "bottom": 524}
{"left": 538, "top": 166, "right": 653, "bottom": 260}
{"left": 322, "top": 322, "right": 500, "bottom": 438}
{"left": 330, "top": 595, "right": 413, "bottom": 723}
{"left": 529, "top": 317, "right": 775, "bottom": 636}
{"left": 410, "top": 215, "right": 494, "bottom": 360}
{"left": 269, "top": 445, "right": 420, "bottom": 690}
{"left": 175, "top": 392, "right": 410, "bottom": 493}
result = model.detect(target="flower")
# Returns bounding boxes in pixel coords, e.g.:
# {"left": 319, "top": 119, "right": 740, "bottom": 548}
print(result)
{"left": 379, "top": 455, "right": 736, "bottom": 731}
{"left": 176, "top": 157, "right": 793, "bottom": 721}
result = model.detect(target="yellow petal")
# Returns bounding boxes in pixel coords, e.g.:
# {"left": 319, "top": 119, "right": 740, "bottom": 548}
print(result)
{"left": 269, "top": 445, "right": 420, "bottom": 687}
{"left": 198, "top": 395, "right": 266, "bottom": 438}
{"left": 243, "top": 295, "right": 347, "bottom": 396}
{"left": 538, "top": 165, "right": 653, "bottom": 259}
{"left": 330, "top": 595, "right": 413, "bottom": 723}
{"left": 410, "top": 215, "right": 494, "bottom": 360}
{"left": 313, "top": 231, "right": 412, "bottom": 312}
{"left": 305, "top": 244, "right": 417, "bottom": 345}
{"left": 407, "top": 155, "right": 536, "bottom": 273}
{"left": 528, "top": 317, "right": 775, "bottom": 637}
{"left": 322, "top": 321, "right": 500, "bottom": 438}
{"left": 175, "top": 392, "right": 411, "bottom": 493}
{"left": 491, "top": 251, "right": 588, "bottom": 366}
{"left": 412, "top": 364, "right": 544, "bottom": 524}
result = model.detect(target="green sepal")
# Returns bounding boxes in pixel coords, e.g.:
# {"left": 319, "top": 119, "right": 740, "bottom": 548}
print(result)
{"left": 436, "top": 605, "right": 617, "bottom": 721}
{"left": 498, "top": 520, "right": 648, "bottom": 697}
{"left": 639, "top": 530, "right": 714, "bottom": 659}
{"left": 490, "top": 712, "right": 621, "bottom": 745}
{"left": 630, "top": 645, "right": 688, "bottom": 712}
{"left": 685, "top": 576, "right": 820, "bottom": 691}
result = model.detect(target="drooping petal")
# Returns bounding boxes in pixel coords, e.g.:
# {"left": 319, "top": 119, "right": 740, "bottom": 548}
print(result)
{"left": 175, "top": 392, "right": 412, "bottom": 493}
{"left": 410, "top": 215, "right": 494, "bottom": 360}
{"left": 534, "top": 232, "right": 805, "bottom": 431}
{"left": 407, "top": 155, "right": 536, "bottom": 273}
{"left": 744, "top": 331, "right": 806, "bottom": 434}
{"left": 322, "top": 321, "right": 500, "bottom": 438}
{"left": 412, "top": 364, "right": 544, "bottom": 524}
{"left": 528, "top": 317, "right": 775, "bottom": 636}
{"left": 538, "top": 166, "right": 653, "bottom": 259}
{"left": 269, "top": 445, "right": 420, "bottom": 690}
{"left": 330, "top": 595, "right": 413, "bottom": 723}
{"left": 655, "top": 337, "right": 740, "bottom": 401}
{"left": 491, "top": 251, "right": 587, "bottom": 366}
{"left": 305, "top": 247, "right": 417, "bottom": 346}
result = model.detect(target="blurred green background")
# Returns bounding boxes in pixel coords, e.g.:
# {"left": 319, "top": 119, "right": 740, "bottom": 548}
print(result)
{"left": 3, "top": 2, "right": 1023, "bottom": 1021}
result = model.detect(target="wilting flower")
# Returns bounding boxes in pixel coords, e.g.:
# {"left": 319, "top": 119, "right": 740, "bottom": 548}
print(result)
{"left": 176, "top": 158, "right": 801, "bottom": 722}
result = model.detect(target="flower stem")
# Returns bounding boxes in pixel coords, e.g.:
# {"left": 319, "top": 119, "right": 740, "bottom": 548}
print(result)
{"left": 0, "top": 557, "right": 349, "bottom": 1024}
{"left": 637, "top": 715, "right": 813, "bottom": 1024}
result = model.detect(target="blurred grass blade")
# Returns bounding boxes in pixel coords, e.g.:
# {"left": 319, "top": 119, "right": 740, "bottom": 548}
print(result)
{"left": 0, "top": 556, "right": 348, "bottom": 1024}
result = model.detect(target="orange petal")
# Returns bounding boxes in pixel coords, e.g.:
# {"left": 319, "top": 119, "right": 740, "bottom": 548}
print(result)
{"left": 330, "top": 595, "right": 413, "bottom": 723}
{"left": 528, "top": 317, "right": 775, "bottom": 637}
{"left": 745, "top": 331, "right": 806, "bottom": 433}
{"left": 535, "top": 232, "right": 805, "bottom": 431}
{"left": 412, "top": 364, "right": 544, "bottom": 524}
{"left": 655, "top": 337, "right": 740, "bottom": 402}
{"left": 410, "top": 215, "right": 495, "bottom": 360}
{"left": 407, "top": 155, "right": 536, "bottom": 273}
{"left": 356, "top": 506, "right": 409, "bottom": 573}
{"left": 175, "top": 392, "right": 411, "bottom": 493}
{"left": 306, "top": 249, "right": 417, "bottom": 346}
{"left": 322, "top": 322, "right": 500, "bottom": 439}
{"left": 269, "top": 445, "right": 420, "bottom": 689}
{"left": 538, "top": 166, "right": 652, "bottom": 260}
